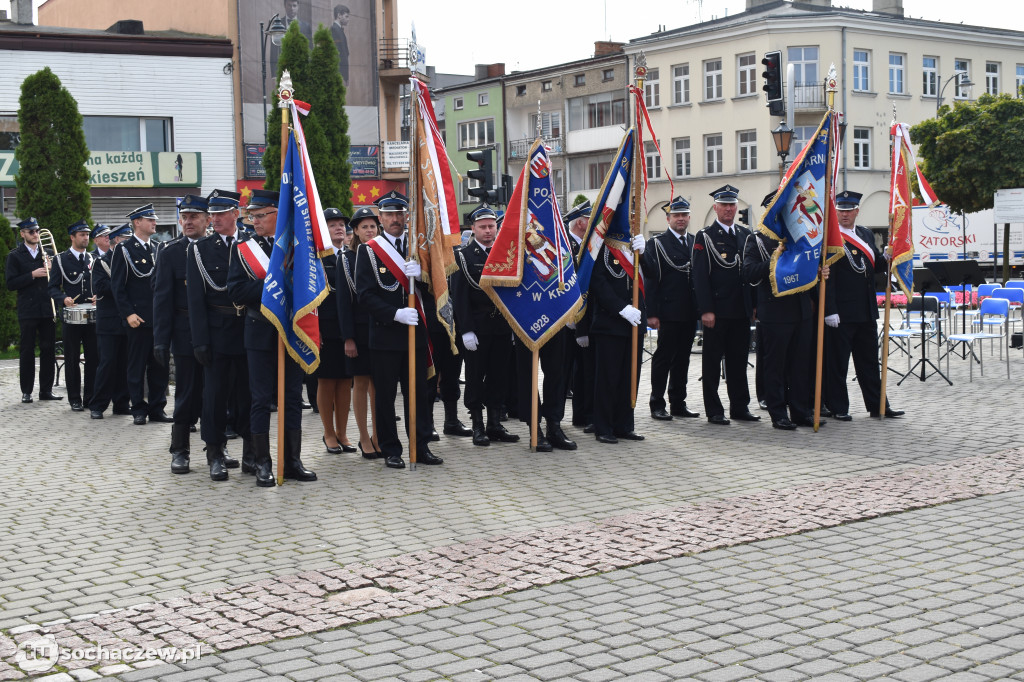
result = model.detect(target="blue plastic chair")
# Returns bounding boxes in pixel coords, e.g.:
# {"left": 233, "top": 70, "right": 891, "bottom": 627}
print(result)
{"left": 947, "top": 297, "right": 1010, "bottom": 381}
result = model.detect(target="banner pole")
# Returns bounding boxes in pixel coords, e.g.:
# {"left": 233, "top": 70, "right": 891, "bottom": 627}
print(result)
{"left": 276, "top": 84, "right": 291, "bottom": 486}
{"left": 879, "top": 107, "right": 898, "bottom": 419}
{"left": 407, "top": 79, "right": 420, "bottom": 469}
{"left": 813, "top": 68, "right": 838, "bottom": 433}
{"left": 530, "top": 349, "right": 539, "bottom": 451}
{"left": 629, "top": 55, "right": 646, "bottom": 410}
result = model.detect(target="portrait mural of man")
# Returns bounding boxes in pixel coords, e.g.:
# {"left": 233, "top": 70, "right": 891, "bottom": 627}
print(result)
{"left": 332, "top": 4, "right": 350, "bottom": 85}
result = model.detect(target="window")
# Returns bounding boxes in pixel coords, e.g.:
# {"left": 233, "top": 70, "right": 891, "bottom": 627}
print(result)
{"left": 516, "top": 85, "right": 526, "bottom": 97}
{"left": 737, "top": 54, "right": 756, "bottom": 96}
{"left": 1017, "top": 65, "right": 1024, "bottom": 97}
{"left": 645, "top": 141, "right": 661, "bottom": 179}
{"left": 888, "top": 53, "right": 905, "bottom": 94}
{"left": 704, "top": 59, "right": 723, "bottom": 100}
{"left": 460, "top": 177, "right": 481, "bottom": 203}
{"left": 542, "top": 80, "right": 552, "bottom": 92}
{"left": 587, "top": 161, "right": 611, "bottom": 189}
{"left": 82, "top": 116, "right": 171, "bottom": 152}
{"left": 853, "top": 128, "right": 871, "bottom": 169}
{"left": 457, "top": 119, "right": 495, "bottom": 150}
{"left": 922, "top": 57, "right": 938, "bottom": 97}
{"left": 788, "top": 46, "right": 818, "bottom": 106}
{"left": 737, "top": 130, "right": 757, "bottom": 172}
{"left": 955, "top": 59, "right": 970, "bottom": 98}
{"left": 574, "top": 74, "right": 586, "bottom": 87}
{"left": 645, "top": 68, "right": 660, "bottom": 107}
{"left": 569, "top": 155, "right": 613, "bottom": 191}
{"left": 0, "top": 115, "right": 20, "bottom": 151}
{"left": 602, "top": 68, "right": 615, "bottom": 82}
{"left": 453, "top": 97, "right": 464, "bottom": 110}
{"left": 568, "top": 91, "right": 627, "bottom": 130}
{"left": 673, "top": 137, "right": 691, "bottom": 177}
{"left": 529, "top": 111, "right": 562, "bottom": 139}
{"left": 704, "top": 134, "right": 722, "bottom": 175}
{"left": 790, "top": 125, "right": 817, "bottom": 157}
{"left": 986, "top": 62, "right": 1000, "bottom": 95}
{"left": 853, "top": 50, "right": 870, "bottom": 92}
{"left": 672, "top": 64, "right": 690, "bottom": 105}
{"left": 478, "top": 92, "right": 489, "bottom": 106}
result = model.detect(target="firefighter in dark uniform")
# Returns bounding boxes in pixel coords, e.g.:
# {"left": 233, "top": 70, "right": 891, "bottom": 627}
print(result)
{"left": 564, "top": 203, "right": 594, "bottom": 432}
{"left": 186, "top": 190, "right": 247, "bottom": 480}
{"left": 451, "top": 205, "right": 521, "bottom": 448}
{"left": 423, "top": 264, "right": 470, "bottom": 442}
{"left": 825, "top": 190, "right": 904, "bottom": 420}
{"left": 153, "top": 195, "right": 208, "bottom": 474}
{"left": 109, "top": 204, "right": 170, "bottom": 425}
{"left": 691, "top": 185, "right": 759, "bottom": 425}
{"left": 643, "top": 196, "right": 700, "bottom": 421}
{"left": 89, "top": 224, "right": 132, "bottom": 417}
{"left": 227, "top": 189, "right": 317, "bottom": 486}
{"left": 90, "top": 224, "right": 112, "bottom": 259}
{"left": 355, "top": 191, "right": 443, "bottom": 469}
{"left": 47, "top": 219, "right": 97, "bottom": 412}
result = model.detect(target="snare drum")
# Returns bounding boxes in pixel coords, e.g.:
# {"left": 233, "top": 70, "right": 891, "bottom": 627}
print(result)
{"left": 63, "top": 303, "right": 97, "bottom": 325}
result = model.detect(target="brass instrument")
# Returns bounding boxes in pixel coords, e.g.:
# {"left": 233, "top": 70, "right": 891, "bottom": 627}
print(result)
{"left": 38, "top": 228, "right": 58, "bottom": 320}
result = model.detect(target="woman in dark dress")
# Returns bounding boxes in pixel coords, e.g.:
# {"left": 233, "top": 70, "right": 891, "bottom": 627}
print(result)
{"left": 337, "top": 207, "right": 381, "bottom": 458}
{"left": 317, "top": 209, "right": 356, "bottom": 453}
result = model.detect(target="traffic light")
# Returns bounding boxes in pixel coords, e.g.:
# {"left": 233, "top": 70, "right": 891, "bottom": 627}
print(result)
{"left": 466, "top": 149, "right": 497, "bottom": 203}
{"left": 499, "top": 174, "right": 513, "bottom": 205}
{"left": 761, "top": 50, "right": 784, "bottom": 116}
{"left": 737, "top": 208, "right": 750, "bottom": 227}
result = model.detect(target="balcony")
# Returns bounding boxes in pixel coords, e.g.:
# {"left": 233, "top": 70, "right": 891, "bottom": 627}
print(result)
{"left": 378, "top": 39, "right": 424, "bottom": 83}
{"left": 509, "top": 136, "right": 564, "bottom": 160}
{"left": 793, "top": 82, "right": 826, "bottom": 111}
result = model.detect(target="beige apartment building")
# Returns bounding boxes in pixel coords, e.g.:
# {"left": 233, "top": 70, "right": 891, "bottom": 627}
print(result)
{"left": 627, "top": 0, "right": 1024, "bottom": 237}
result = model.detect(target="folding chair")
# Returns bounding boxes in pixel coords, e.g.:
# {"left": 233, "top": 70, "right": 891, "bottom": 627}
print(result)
{"left": 891, "top": 296, "right": 949, "bottom": 384}
{"left": 946, "top": 297, "right": 1010, "bottom": 381}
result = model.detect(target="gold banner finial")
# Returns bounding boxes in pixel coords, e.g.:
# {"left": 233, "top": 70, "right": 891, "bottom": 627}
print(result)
{"left": 634, "top": 51, "right": 647, "bottom": 89}
{"left": 278, "top": 70, "right": 293, "bottom": 108}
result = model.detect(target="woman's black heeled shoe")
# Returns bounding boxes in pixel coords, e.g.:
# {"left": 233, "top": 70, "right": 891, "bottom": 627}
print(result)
{"left": 359, "top": 442, "right": 379, "bottom": 459}
{"left": 323, "top": 436, "right": 343, "bottom": 454}
{"left": 340, "top": 442, "right": 357, "bottom": 453}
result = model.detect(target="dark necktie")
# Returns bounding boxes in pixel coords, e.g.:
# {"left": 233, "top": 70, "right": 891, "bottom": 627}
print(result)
{"left": 396, "top": 237, "right": 405, "bottom": 257}
{"left": 226, "top": 235, "right": 234, "bottom": 249}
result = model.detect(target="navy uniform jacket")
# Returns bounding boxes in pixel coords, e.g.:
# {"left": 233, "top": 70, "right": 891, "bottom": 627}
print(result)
{"left": 741, "top": 233, "right": 813, "bottom": 324}
{"left": 186, "top": 232, "right": 245, "bottom": 354}
{"left": 226, "top": 234, "right": 277, "bottom": 352}
{"left": 450, "top": 239, "right": 509, "bottom": 337}
{"left": 335, "top": 247, "right": 368, "bottom": 341}
{"left": 569, "top": 235, "right": 593, "bottom": 338}
{"left": 319, "top": 251, "right": 343, "bottom": 340}
{"left": 588, "top": 245, "right": 647, "bottom": 338}
{"left": 642, "top": 230, "right": 697, "bottom": 322}
{"left": 692, "top": 221, "right": 755, "bottom": 320}
{"left": 109, "top": 237, "right": 156, "bottom": 327}
{"left": 354, "top": 237, "right": 427, "bottom": 352}
{"left": 91, "top": 251, "right": 124, "bottom": 336}
{"left": 5, "top": 243, "right": 56, "bottom": 320}
{"left": 825, "top": 225, "right": 886, "bottom": 323}
{"left": 47, "top": 249, "right": 94, "bottom": 309}
{"left": 152, "top": 237, "right": 194, "bottom": 355}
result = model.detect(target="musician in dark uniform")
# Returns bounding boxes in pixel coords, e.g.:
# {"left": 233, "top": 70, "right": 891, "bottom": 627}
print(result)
{"left": 355, "top": 190, "right": 443, "bottom": 469}
{"left": 6, "top": 217, "right": 60, "bottom": 403}
{"left": 451, "top": 205, "right": 521, "bottom": 448}
{"left": 565, "top": 203, "right": 594, "bottom": 433}
{"left": 742, "top": 191, "right": 819, "bottom": 430}
{"left": 47, "top": 220, "right": 97, "bottom": 412}
{"left": 153, "top": 195, "right": 208, "bottom": 474}
{"left": 691, "top": 185, "right": 759, "bottom": 425}
{"left": 110, "top": 204, "right": 170, "bottom": 425}
{"left": 186, "top": 190, "right": 248, "bottom": 481}
{"left": 643, "top": 196, "right": 700, "bottom": 421}
{"left": 89, "top": 224, "right": 112, "bottom": 259}
{"left": 825, "top": 191, "right": 904, "bottom": 420}
{"left": 89, "top": 224, "right": 132, "bottom": 418}
{"left": 227, "top": 189, "right": 317, "bottom": 486}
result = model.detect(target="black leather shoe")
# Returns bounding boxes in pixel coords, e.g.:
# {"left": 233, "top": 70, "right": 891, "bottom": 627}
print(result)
{"left": 708, "top": 415, "right": 731, "bottom": 425}
{"left": 731, "top": 411, "right": 761, "bottom": 422}
{"left": 429, "top": 429, "right": 441, "bottom": 442}
{"left": 70, "top": 400, "right": 84, "bottom": 412}
{"left": 443, "top": 420, "right": 473, "bottom": 437}
{"left": 794, "top": 417, "right": 824, "bottom": 427}
{"left": 833, "top": 413, "right": 853, "bottom": 422}
{"left": 384, "top": 454, "right": 406, "bottom": 469}
{"left": 583, "top": 424, "right": 596, "bottom": 434}
{"left": 171, "top": 453, "right": 190, "bottom": 474}
{"left": 670, "top": 405, "right": 700, "bottom": 418}
{"left": 650, "top": 408, "right": 673, "bottom": 421}
{"left": 615, "top": 431, "right": 645, "bottom": 441}
{"left": 224, "top": 425, "right": 238, "bottom": 440}
{"left": 190, "top": 424, "right": 197, "bottom": 432}
{"left": 39, "top": 393, "right": 63, "bottom": 401}
{"left": 758, "top": 400, "right": 768, "bottom": 410}
{"left": 208, "top": 453, "right": 228, "bottom": 482}
{"left": 547, "top": 423, "right": 577, "bottom": 451}
{"left": 340, "top": 443, "right": 357, "bottom": 453}
{"left": 772, "top": 418, "right": 798, "bottom": 430}
{"left": 417, "top": 449, "right": 444, "bottom": 465}
{"left": 21, "top": 393, "right": 33, "bottom": 403}
{"left": 359, "top": 442, "right": 380, "bottom": 459}
{"left": 90, "top": 410, "right": 103, "bottom": 419}
{"left": 534, "top": 433, "right": 553, "bottom": 452}
{"left": 486, "top": 425, "right": 520, "bottom": 443}
{"left": 301, "top": 401, "right": 312, "bottom": 410}
{"left": 150, "top": 410, "right": 173, "bottom": 423}
{"left": 596, "top": 434, "right": 619, "bottom": 444}
{"left": 820, "top": 405, "right": 834, "bottom": 418}
{"left": 323, "top": 436, "right": 343, "bottom": 454}
{"left": 133, "top": 414, "right": 147, "bottom": 425}
{"left": 870, "top": 408, "right": 905, "bottom": 418}
{"left": 222, "top": 452, "right": 240, "bottom": 468}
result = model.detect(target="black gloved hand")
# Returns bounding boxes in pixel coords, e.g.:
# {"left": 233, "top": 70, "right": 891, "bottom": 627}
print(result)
{"left": 194, "top": 345, "right": 212, "bottom": 367}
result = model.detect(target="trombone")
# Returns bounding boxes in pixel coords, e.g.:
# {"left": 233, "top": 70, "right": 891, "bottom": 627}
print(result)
{"left": 38, "top": 228, "right": 58, "bottom": 321}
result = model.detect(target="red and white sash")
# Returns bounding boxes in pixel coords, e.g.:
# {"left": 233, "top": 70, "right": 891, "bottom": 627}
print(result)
{"left": 839, "top": 226, "right": 874, "bottom": 268}
{"left": 366, "top": 235, "right": 435, "bottom": 374}
{"left": 607, "top": 245, "right": 646, "bottom": 296}
{"left": 238, "top": 238, "right": 270, "bottom": 279}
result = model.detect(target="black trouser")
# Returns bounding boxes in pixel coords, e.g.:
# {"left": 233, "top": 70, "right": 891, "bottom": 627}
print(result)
{"left": 427, "top": 326, "right": 463, "bottom": 406}
{"left": 701, "top": 317, "right": 751, "bottom": 418}
{"left": 18, "top": 317, "right": 56, "bottom": 396}
{"left": 649, "top": 319, "right": 697, "bottom": 412}
{"left": 825, "top": 321, "right": 887, "bottom": 415}
{"left": 249, "top": 347, "right": 303, "bottom": 434}
{"left": 463, "top": 332, "right": 512, "bottom": 413}
{"left": 62, "top": 322, "right": 98, "bottom": 404}
{"left": 760, "top": 320, "right": 813, "bottom": 423}
{"left": 754, "top": 322, "right": 765, "bottom": 403}
{"left": 90, "top": 332, "right": 129, "bottom": 412}
{"left": 200, "top": 352, "right": 250, "bottom": 445}
{"left": 570, "top": 339, "right": 594, "bottom": 426}
{"left": 592, "top": 333, "right": 642, "bottom": 437}
{"left": 171, "top": 352, "right": 204, "bottom": 426}
{"left": 515, "top": 332, "right": 567, "bottom": 423}
{"left": 371, "top": 346, "right": 431, "bottom": 459}
{"left": 125, "top": 326, "right": 168, "bottom": 417}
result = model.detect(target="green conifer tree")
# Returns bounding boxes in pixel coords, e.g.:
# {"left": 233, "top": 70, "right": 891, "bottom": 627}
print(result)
{"left": 0, "top": 213, "right": 20, "bottom": 350}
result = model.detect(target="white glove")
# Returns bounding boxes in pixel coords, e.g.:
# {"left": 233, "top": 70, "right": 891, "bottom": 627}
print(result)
{"left": 576, "top": 335, "right": 590, "bottom": 348}
{"left": 403, "top": 260, "right": 422, "bottom": 278}
{"left": 462, "top": 331, "right": 479, "bottom": 351}
{"left": 631, "top": 234, "right": 646, "bottom": 254}
{"left": 619, "top": 305, "right": 642, "bottom": 327}
{"left": 566, "top": 321, "right": 577, "bottom": 330}
{"left": 884, "top": 246, "right": 893, "bottom": 261}
{"left": 825, "top": 314, "right": 840, "bottom": 328}
{"left": 394, "top": 307, "right": 418, "bottom": 326}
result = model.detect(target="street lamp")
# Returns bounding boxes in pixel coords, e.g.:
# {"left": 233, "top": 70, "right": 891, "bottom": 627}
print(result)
{"left": 936, "top": 72, "right": 974, "bottom": 116}
{"left": 260, "top": 13, "right": 288, "bottom": 142}
{"left": 771, "top": 122, "right": 794, "bottom": 180}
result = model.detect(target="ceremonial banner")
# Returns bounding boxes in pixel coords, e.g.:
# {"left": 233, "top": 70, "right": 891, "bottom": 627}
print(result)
{"left": 261, "top": 131, "right": 329, "bottom": 372}
{"left": 479, "top": 140, "right": 582, "bottom": 351}
{"left": 289, "top": 99, "right": 333, "bottom": 256}
{"left": 759, "top": 110, "right": 844, "bottom": 296}
{"left": 889, "top": 122, "right": 938, "bottom": 299}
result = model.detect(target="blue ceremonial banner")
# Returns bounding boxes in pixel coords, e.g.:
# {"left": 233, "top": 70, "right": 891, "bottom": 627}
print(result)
{"left": 260, "top": 131, "right": 329, "bottom": 372}
{"left": 759, "top": 111, "right": 844, "bottom": 296}
{"left": 479, "top": 140, "right": 582, "bottom": 351}
{"left": 576, "top": 130, "right": 634, "bottom": 313}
